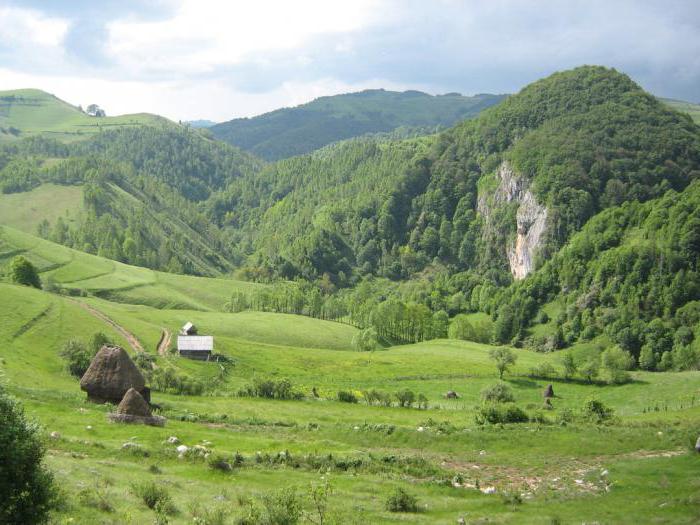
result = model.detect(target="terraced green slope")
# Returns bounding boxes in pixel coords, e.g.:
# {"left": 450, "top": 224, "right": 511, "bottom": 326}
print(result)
{"left": 0, "top": 88, "right": 174, "bottom": 142}
{"left": 0, "top": 225, "right": 264, "bottom": 311}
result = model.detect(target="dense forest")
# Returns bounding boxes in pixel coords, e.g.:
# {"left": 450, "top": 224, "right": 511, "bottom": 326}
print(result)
{"left": 210, "top": 89, "right": 505, "bottom": 160}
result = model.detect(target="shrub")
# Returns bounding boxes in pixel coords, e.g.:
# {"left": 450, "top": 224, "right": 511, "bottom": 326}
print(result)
{"left": 385, "top": 487, "right": 419, "bottom": 513}
{"left": 582, "top": 399, "right": 614, "bottom": 423}
{"left": 131, "top": 481, "right": 175, "bottom": 513}
{"left": 475, "top": 403, "right": 529, "bottom": 425}
{"left": 238, "top": 487, "right": 302, "bottom": 525}
{"left": 416, "top": 393, "right": 429, "bottom": 410}
{"left": 60, "top": 339, "right": 94, "bottom": 378}
{"left": 0, "top": 388, "right": 56, "bottom": 524}
{"left": 352, "top": 327, "right": 378, "bottom": 352}
{"left": 601, "top": 346, "right": 634, "bottom": 384}
{"left": 395, "top": 389, "right": 416, "bottom": 408}
{"left": 189, "top": 500, "right": 230, "bottom": 525}
{"left": 151, "top": 367, "right": 205, "bottom": 395}
{"left": 238, "top": 377, "right": 300, "bottom": 400}
{"left": 528, "top": 362, "right": 557, "bottom": 379}
{"left": 208, "top": 454, "right": 233, "bottom": 472}
{"left": 8, "top": 256, "right": 41, "bottom": 289}
{"left": 337, "top": 390, "right": 358, "bottom": 403}
{"left": 78, "top": 482, "right": 114, "bottom": 513}
{"left": 481, "top": 382, "right": 515, "bottom": 403}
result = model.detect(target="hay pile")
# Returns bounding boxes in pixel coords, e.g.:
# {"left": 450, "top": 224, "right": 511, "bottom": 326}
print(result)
{"left": 108, "top": 388, "right": 165, "bottom": 427}
{"left": 80, "top": 345, "right": 146, "bottom": 403}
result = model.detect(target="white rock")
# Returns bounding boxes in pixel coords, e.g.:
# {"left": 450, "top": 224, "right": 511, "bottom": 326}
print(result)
{"left": 480, "top": 486, "right": 496, "bottom": 494}
{"left": 50, "top": 431, "right": 61, "bottom": 439}
{"left": 121, "top": 442, "right": 139, "bottom": 450}
{"left": 417, "top": 426, "right": 425, "bottom": 432}
{"left": 479, "top": 450, "right": 486, "bottom": 456}
{"left": 353, "top": 426, "right": 360, "bottom": 431}
{"left": 176, "top": 445, "right": 189, "bottom": 454}
{"left": 601, "top": 469, "right": 609, "bottom": 476}
{"left": 85, "top": 425, "right": 93, "bottom": 431}
{"left": 167, "top": 436, "right": 180, "bottom": 444}
{"left": 574, "top": 479, "right": 584, "bottom": 485}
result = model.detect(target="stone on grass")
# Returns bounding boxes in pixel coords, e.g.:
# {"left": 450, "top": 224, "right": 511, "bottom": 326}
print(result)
{"left": 695, "top": 436, "right": 700, "bottom": 453}
{"left": 445, "top": 391, "right": 459, "bottom": 399}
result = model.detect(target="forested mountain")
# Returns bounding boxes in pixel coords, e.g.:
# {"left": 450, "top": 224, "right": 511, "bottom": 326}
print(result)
{"left": 205, "top": 66, "right": 700, "bottom": 359}
{"left": 0, "top": 128, "right": 262, "bottom": 275}
{"left": 210, "top": 89, "right": 505, "bottom": 160}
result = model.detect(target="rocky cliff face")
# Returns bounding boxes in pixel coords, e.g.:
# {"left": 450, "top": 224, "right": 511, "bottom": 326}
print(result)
{"left": 478, "top": 161, "right": 548, "bottom": 279}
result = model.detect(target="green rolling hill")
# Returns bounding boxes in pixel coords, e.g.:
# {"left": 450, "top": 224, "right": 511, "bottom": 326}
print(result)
{"left": 0, "top": 88, "right": 175, "bottom": 142}
{"left": 662, "top": 97, "right": 700, "bottom": 124}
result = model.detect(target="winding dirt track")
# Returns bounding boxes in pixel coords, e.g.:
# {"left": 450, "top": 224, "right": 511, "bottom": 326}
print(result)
{"left": 157, "top": 328, "right": 172, "bottom": 356}
{"left": 69, "top": 299, "right": 144, "bottom": 353}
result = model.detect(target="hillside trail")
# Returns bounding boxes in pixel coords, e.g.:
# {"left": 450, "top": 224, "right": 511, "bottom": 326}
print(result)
{"left": 157, "top": 328, "right": 172, "bottom": 356}
{"left": 68, "top": 298, "right": 144, "bottom": 353}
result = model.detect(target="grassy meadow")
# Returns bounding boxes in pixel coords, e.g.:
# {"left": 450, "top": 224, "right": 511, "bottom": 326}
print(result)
{"left": 0, "top": 89, "right": 173, "bottom": 142}
{"left": 1, "top": 231, "right": 699, "bottom": 523}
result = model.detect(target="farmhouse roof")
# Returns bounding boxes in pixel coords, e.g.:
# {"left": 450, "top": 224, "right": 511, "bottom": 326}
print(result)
{"left": 177, "top": 335, "right": 213, "bottom": 351}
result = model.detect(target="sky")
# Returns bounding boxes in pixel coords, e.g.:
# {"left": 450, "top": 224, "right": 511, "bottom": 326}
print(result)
{"left": 0, "top": 0, "right": 698, "bottom": 122}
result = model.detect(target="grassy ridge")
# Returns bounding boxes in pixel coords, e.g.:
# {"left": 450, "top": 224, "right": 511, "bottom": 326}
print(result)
{"left": 0, "top": 225, "right": 264, "bottom": 310}
{"left": 0, "top": 88, "right": 173, "bottom": 142}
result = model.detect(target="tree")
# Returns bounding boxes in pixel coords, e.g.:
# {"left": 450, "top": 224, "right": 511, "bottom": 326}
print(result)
{"left": 489, "top": 347, "right": 517, "bottom": 379}
{"left": 0, "top": 387, "right": 56, "bottom": 523}
{"left": 561, "top": 352, "right": 577, "bottom": 379}
{"left": 352, "top": 327, "right": 378, "bottom": 352}
{"left": 601, "top": 346, "right": 634, "bottom": 384}
{"left": 431, "top": 310, "right": 449, "bottom": 339}
{"left": 9, "top": 256, "right": 41, "bottom": 289}
{"left": 580, "top": 356, "right": 600, "bottom": 383}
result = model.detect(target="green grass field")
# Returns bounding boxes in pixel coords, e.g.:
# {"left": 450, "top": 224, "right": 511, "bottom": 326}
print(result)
{"left": 0, "top": 183, "right": 83, "bottom": 234}
{"left": 1, "top": 231, "right": 699, "bottom": 523}
{"left": 0, "top": 88, "right": 174, "bottom": 142}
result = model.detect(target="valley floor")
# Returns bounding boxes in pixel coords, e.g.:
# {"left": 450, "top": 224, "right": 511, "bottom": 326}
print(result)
{"left": 1, "top": 281, "right": 699, "bottom": 523}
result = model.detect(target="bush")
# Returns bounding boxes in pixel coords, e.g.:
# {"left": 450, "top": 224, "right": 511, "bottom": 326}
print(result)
{"left": 131, "top": 481, "right": 175, "bottom": 513}
{"left": 481, "top": 382, "right": 515, "bottom": 403}
{"left": 0, "top": 388, "right": 56, "bottom": 524}
{"left": 60, "top": 339, "right": 94, "bottom": 378}
{"left": 475, "top": 403, "right": 529, "bottom": 425}
{"left": 582, "top": 399, "right": 614, "bottom": 423}
{"left": 208, "top": 454, "right": 234, "bottom": 472}
{"left": 416, "top": 393, "right": 429, "bottom": 410}
{"left": 489, "top": 347, "right": 517, "bottom": 379}
{"left": 238, "top": 487, "right": 302, "bottom": 524}
{"left": 337, "top": 390, "right": 358, "bottom": 403}
{"left": 9, "top": 256, "right": 41, "bottom": 289}
{"left": 238, "top": 377, "right": 300, "bottom": 400}
{"left": 362, "top": 389, "right": 392, "bottom": 406}
{"left": 151, "top": 367, "right": 205, "bottom": 395}
{"left": 528, "top": 362, "right": 557, "bottom": 379}
{"left": 601, "top": 346, "right": 634, "bottom": 384}
{"left": 78, "top": 481, "right": 114, "bottom": 513}
{"left": 395, "top": 389, "right": 416, "bottom": 408}
{"left": 385, "top": 487, "right": 419, "bottom": 513}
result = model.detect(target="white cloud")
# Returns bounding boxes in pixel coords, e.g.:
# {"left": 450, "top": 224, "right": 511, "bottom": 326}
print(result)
{"left": 105, "top": 0, "right": 379, "bottom": 77}
{"left": 0, "top": 6, "right": 69, "bottom": 47}
{"left": 0, "top": 67, "right": 415, "bottom": 122}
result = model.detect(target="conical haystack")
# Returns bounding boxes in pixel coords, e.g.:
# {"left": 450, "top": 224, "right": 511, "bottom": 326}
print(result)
{"left": 543, "top": 384, "right": 554, "bottom": 398}
{"left": 109, "top": 388, "right": 165, "bottom": 426}
{"left": 80, "top": 345, "right": 146, "bottom": 403}
{"left": 116, "top": 388, "right": 152, "bottom": 417}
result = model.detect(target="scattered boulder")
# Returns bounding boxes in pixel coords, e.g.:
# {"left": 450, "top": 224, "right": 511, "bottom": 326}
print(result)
{"left": 50, "top": 431, "right": 61, "bottom": 439}
{"left": 108, "top": 388, "right": 165, "bottom": 427}
{"left": 543, "top": 384, "right": 554, "bottom": 398}
{"left": 80, "top": 345, "right": 147, "bottom": 403}
{"left": 167, "top": 436, "right": 180, "bottom": 444}
{"left": 445, "top": 391, "right": 459, "bottom": 399}
{"left": 696, "top": 436, "right": 700, "bottom": 453}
